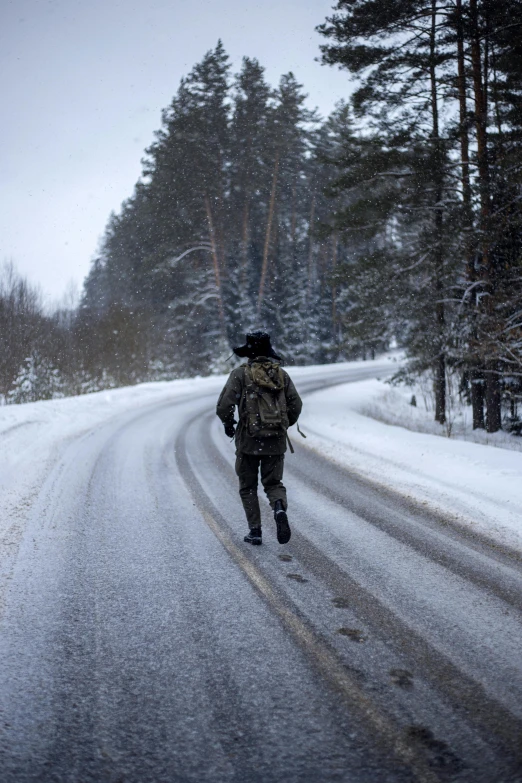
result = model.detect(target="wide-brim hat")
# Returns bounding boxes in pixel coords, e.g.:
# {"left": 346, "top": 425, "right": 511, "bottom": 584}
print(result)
{"left": 233, "top": 331, "right": 281, "bottom": 361}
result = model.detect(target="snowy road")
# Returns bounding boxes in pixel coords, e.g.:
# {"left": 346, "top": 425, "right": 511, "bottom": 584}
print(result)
{"left": 0, "top": 366, "right": 521, "bottom": 782}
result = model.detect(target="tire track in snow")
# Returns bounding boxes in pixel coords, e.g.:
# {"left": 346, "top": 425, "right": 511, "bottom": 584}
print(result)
{"left": 177, "top": 399, "right": 522, "bottom": 782}
{"left": 175, "top": 412, "right": 442, "bottom": 783}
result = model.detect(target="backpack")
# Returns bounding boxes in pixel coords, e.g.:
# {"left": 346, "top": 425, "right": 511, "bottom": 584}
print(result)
{"left": 241, "top": 360, "right": 289, "bottom": 438}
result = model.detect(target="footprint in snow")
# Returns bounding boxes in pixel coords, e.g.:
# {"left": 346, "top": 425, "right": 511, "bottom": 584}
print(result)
{"left": 390, "top": 668, "right": 414, "bottom": 690}
{"left": 337, "top": 627, "right": 367, "bottom": 643}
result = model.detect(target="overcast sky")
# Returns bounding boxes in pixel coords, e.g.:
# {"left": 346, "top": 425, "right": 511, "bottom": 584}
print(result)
{"left": 0, "top": 0, "right": 352, "bottom": 304}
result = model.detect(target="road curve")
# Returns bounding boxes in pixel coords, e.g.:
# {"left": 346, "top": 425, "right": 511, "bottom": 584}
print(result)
{"left": 0, "top": 366, "right": 521, "bottom": 783}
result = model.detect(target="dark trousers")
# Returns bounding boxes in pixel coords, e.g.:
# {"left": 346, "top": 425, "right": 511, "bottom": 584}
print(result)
{"left": 235, "top": 453, "right": 287, "bottom": 529}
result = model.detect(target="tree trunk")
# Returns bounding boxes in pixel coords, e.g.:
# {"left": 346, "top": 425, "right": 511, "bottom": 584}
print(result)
{"left": 456, "top": 0, "right": 472, "bottom": 217}
{"left": 318, "top": 242, "right": 327, "bottom": 296}
{"left": 485, "top": 360, "right": 501, "bottom": 432}
{"left": 490, "top": 45, "right": 504, "bottom": 139}
{"left": 470, "top": 369, "right": 485, "bottom": 429}
{"left": 215, "top": 149, "right": 227, "bottom": 277}
{"left": 456, "top": 0, "right": 485, "bottom": 429}
{"left": 469, "top": 0, "right": 501, "bottom": 431}
{"left": 307, "top": 195, "right": 316, "bottom": 302}
{"left": 331, "top": 232, "right": 339, "bottom": 353}
{"left": 257, "top": 150, "right": 279, "bottom": 315}
{"left": 470, "top": 0, "right": 490, "bottom": 238}
{"left": 430, "top": 0, "right": 446, "bottom": 425}
{"left": 290, "top": 186, "right": 297, "bottom": 248}
{"left": 434, "top": 353, "right": 446, "bottom": 425}
{"left": 240, "top": 198, "right": 250, "bottom": 288}
{"left": 204, "top": 193, "right": 226, "bottom": 333}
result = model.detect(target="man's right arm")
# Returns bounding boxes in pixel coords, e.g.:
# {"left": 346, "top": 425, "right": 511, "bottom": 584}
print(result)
{"left": 216, "top": 369, "right": 243, "bottom": 428}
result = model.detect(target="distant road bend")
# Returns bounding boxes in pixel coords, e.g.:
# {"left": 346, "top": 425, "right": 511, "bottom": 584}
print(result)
{"left": 0, "top": 364, "right": 521, "bottom": 783}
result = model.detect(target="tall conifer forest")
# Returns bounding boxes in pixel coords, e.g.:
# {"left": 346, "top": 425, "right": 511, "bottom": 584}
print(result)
{"left": 80, "top": 43, "right": 349, "bottom": 376}
{"left": 2, "top": 1, "right": 522, "bottom": 435}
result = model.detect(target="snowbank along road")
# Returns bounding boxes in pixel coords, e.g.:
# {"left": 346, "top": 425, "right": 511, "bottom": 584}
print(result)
{"left": 0, "top": 362, "right": 521, "bottom": 783}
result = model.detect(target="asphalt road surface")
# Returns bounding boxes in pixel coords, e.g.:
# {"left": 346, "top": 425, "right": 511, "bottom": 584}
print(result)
{"left": 0, "top": 366, "right": 521, "bottom": 783}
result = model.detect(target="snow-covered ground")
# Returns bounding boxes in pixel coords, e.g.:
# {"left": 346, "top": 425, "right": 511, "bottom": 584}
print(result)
{"left": 361, "top": 376, "right": 522, "bottom": 452}
{"left": 300, "top": 378, "right": 522, "bottom": 553}
{"left": 1, "top": 355, "right": 521, "bottom": 575}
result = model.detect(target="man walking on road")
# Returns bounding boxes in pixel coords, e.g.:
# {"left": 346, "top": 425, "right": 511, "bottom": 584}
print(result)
{"left": 216, "top": 331, "right": 302, "bottom": 546}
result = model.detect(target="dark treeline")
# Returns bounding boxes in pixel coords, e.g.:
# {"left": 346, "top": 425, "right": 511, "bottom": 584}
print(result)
{"left": 1, "top": 45, "right": 354, "bottom": 403}
{"left": 2, "top": 1, "right": 522, "bottom": 435}
{"left": 80, "top": 42, "right": 353, "bottom": 377}
{"left": 317, "top": 0, "right": 522, "bottom": 433}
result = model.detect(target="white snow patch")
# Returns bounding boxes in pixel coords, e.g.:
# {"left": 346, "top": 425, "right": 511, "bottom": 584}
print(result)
{"left": 300, "top": 378, "right": 522, "bottom": 553}
{"left": 362, "top": 379, "right": 522, "bottom": 452}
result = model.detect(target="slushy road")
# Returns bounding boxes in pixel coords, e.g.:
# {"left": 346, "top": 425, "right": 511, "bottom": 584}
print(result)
{"left": 0, "top": 364, "right": 521, "bottom": 782}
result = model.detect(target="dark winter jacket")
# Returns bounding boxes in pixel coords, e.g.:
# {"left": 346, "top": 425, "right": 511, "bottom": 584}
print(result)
{"left": 216, "top": 357, "right": 302, "bottom": 455}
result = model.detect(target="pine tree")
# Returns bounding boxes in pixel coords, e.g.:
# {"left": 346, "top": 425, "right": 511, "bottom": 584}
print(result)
{"left": 7, "top": 352, "right": 65, "bottom": 403}
{"left": 318, "top": 1, "right": 478, "bottom": 423}
{"left": 228, "top": 57, "right": 273, "bottom": 338}
{"left": 258, "top": 74, "right": 318, "bottom": 349}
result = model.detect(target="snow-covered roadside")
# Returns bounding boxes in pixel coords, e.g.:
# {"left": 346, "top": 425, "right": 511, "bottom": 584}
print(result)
{"left": 361, "top": 379, "right": 522, "bottom": 452}
{"left": 300, "top": 378, "right": 522, "bottom": 553}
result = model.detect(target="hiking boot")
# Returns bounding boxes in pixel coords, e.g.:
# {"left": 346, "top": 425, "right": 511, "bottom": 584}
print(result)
{"left": 244, "top": 527, "right": 262, "bottom": 545}
{"left": 274, "top": 500, "right": 291, "bottom": 544}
